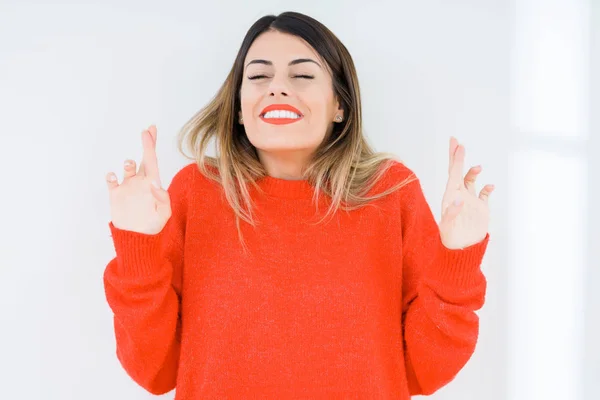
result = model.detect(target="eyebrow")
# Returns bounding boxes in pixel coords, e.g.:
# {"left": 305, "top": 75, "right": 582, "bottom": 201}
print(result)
{"left": 245, "top": 58, "right": 322, "bottom": 69}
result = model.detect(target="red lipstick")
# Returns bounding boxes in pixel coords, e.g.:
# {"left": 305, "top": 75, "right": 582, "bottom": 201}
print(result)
{"left": 260, "top": 104, "right": 303, "bottom": 125}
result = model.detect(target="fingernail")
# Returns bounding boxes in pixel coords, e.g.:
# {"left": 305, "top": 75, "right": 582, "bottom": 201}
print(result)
{"left": 124, "top": 160, "right": 132, "bottom": 167}
{"left": 108, "top": 175, "right": 116, "bottom": 182}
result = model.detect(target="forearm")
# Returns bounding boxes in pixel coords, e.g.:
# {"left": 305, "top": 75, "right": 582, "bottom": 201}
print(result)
{"left": 403, "top": 236, "right": 488, "bottom": 395}
{"left": 104, "top": 225, "right": 182, "bottom": 395}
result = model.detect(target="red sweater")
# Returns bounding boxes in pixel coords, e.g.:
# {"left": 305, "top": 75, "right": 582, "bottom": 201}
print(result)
{"left": 104, "top": 161, "right": 489, "bottom": 399}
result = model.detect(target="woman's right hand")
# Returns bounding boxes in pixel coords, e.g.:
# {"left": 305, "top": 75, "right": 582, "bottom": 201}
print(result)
{"left": 106, "top": 125, "right": 172, "bottom": 235}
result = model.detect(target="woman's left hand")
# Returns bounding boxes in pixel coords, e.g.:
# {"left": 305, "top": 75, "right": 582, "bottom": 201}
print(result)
{"left": 439, "top": 137, "right": 495, "bottom": 250}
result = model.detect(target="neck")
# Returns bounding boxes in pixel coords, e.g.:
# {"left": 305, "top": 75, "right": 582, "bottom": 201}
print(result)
{"left": 257, "top": 149, "right": 312, "bottom": 180}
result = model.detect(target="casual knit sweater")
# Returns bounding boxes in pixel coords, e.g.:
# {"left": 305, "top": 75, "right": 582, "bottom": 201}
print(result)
{"left": 104, "top": 161, "right": 489, "bottom": 399}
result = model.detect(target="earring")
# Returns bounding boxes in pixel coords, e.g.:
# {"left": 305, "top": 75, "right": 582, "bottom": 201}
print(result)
{"left": 239, "top": 116, "right": 244, "bottom": 123}
{"left": 335, "top": 115, "right": 343, "bottom": 122}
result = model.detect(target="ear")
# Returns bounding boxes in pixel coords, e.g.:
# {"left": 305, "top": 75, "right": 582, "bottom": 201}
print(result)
{"left": 333, "top": 99, "right": 345, "bottom": 122}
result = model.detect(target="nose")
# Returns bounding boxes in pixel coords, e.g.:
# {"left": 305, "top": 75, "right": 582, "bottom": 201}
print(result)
{"left": 267, "top": 75, "right": 290, "bottom": 97}
{"left": 270, "top": 90, "right": 288, "bottom": 97}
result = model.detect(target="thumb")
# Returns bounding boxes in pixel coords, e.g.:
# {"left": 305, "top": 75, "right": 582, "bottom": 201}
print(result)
{"left": 441, "top": 198, "right": 464, "bottom": 225}
{"left": 150, "top": 181, "right": 170, "bottom": 204}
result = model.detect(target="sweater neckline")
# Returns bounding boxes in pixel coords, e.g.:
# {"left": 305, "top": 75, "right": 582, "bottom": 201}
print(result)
{"left": 255, "top": 175, "right": 316, "bottom": 200}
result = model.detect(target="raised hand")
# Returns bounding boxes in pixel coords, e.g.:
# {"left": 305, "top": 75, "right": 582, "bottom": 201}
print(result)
{"left": 106, "top": 125, "right": 172, "bottom": 235}
{"left": 438, "top": 137, "right": 495, "bottom": 249}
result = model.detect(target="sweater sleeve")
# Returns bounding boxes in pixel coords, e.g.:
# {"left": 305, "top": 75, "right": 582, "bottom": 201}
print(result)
{"left": 399, "top": 175, "right": 489, "bottom": 396}
{"left": 103, "top": 164, "right": 195, "bottom": 395}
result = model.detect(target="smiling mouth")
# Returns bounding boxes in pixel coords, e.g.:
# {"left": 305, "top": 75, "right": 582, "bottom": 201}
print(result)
{"left": 259, "top": 103, "right": 304, "bottom": 125}
{"left": 260, "top": 110, "right": 303, "bottom": 125}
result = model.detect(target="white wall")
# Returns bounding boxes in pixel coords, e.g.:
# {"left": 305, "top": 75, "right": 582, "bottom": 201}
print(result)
{"left": 0, "top": 0, "right": 595, "bottom": 399}
{"left": 584, "top": 1, "right": 600, "bottom": 399}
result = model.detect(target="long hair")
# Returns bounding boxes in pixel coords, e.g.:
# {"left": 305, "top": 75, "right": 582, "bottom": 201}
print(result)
{"left": 177, "top": 11, "right": 414, "bottom": 239}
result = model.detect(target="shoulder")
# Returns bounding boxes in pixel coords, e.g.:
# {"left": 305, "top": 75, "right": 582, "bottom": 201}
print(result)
{"left": 379, "top": 159, "right": 417, "bottom": 184}
{"left": 171, "top": 160, "right": 221, "bottom": 183}
{"left": 167, "top": 161, "right": 220, "bottom": 196}
{"left": 168, "top": 162, "right": 198, "bottom": 191}
{"left": 373, "top": 159, "right": 420, "bottom": 196}
{"left": 166, "top": 161, "right": 227, "bottom": 219}
{"left": 172, "top": 162, "right": 199, "bottom": 180}
{"left": 369, "top": 160, "right": 432, "bottom": 217}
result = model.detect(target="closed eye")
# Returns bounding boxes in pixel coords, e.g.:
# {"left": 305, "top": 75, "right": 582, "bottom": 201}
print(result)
{"left": 247, "top": 74, "right": 315, "bottom": 80}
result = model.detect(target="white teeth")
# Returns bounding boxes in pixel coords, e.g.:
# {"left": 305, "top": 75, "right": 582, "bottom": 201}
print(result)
{"left": 263, "top": 110, "right": 301, "bottom": 119}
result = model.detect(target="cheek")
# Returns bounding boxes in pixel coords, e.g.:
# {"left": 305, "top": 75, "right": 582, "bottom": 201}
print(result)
{"left": 300, "top": 85, "right": 335, "bottom": 119}
{"left": 239, "top": 84, "right": 260, "bottom": 116}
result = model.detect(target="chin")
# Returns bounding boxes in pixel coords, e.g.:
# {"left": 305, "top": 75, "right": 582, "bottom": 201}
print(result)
{"left": 255, "top": 143, "right": 317, "bottom": 154}
{"left": 248, "top": 134, "right": 323, "bottom": 153}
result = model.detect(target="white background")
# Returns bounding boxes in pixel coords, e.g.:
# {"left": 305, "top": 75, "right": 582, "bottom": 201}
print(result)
{"left": 0, "top": 0, "right": 597, "bottom": 399}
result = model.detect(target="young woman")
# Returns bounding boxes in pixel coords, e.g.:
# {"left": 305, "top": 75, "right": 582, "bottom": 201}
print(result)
{"left": 104, "top": 11, "right": 494, "bottom": 399}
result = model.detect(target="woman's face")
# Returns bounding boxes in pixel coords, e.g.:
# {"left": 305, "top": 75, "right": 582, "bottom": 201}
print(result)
{"left": 239, "top": 30, "right": 343, "bottom": 160}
